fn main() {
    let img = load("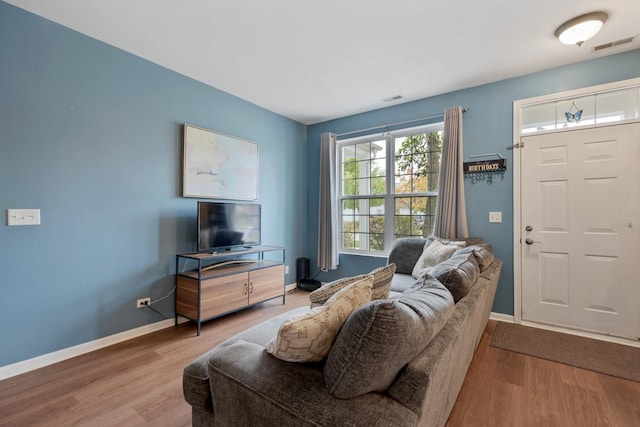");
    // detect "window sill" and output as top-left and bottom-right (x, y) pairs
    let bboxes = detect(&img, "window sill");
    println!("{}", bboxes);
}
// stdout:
(339, 251), (388, 259)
